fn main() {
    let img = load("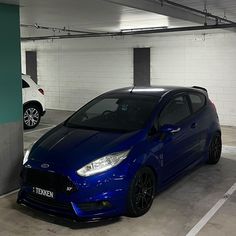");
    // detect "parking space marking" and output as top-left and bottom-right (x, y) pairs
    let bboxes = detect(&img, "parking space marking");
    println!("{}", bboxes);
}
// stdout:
(39, 122), (56, 126)
(24, 125), (56, 134)
(222, 145), (236, 154)
(186, 182), (236, 236)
